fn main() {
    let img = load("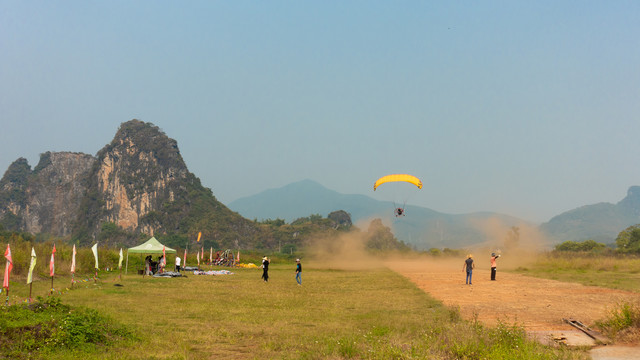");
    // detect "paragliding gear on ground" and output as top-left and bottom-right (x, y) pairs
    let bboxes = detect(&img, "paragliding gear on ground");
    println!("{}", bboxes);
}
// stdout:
(213, 249), (236, 267)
